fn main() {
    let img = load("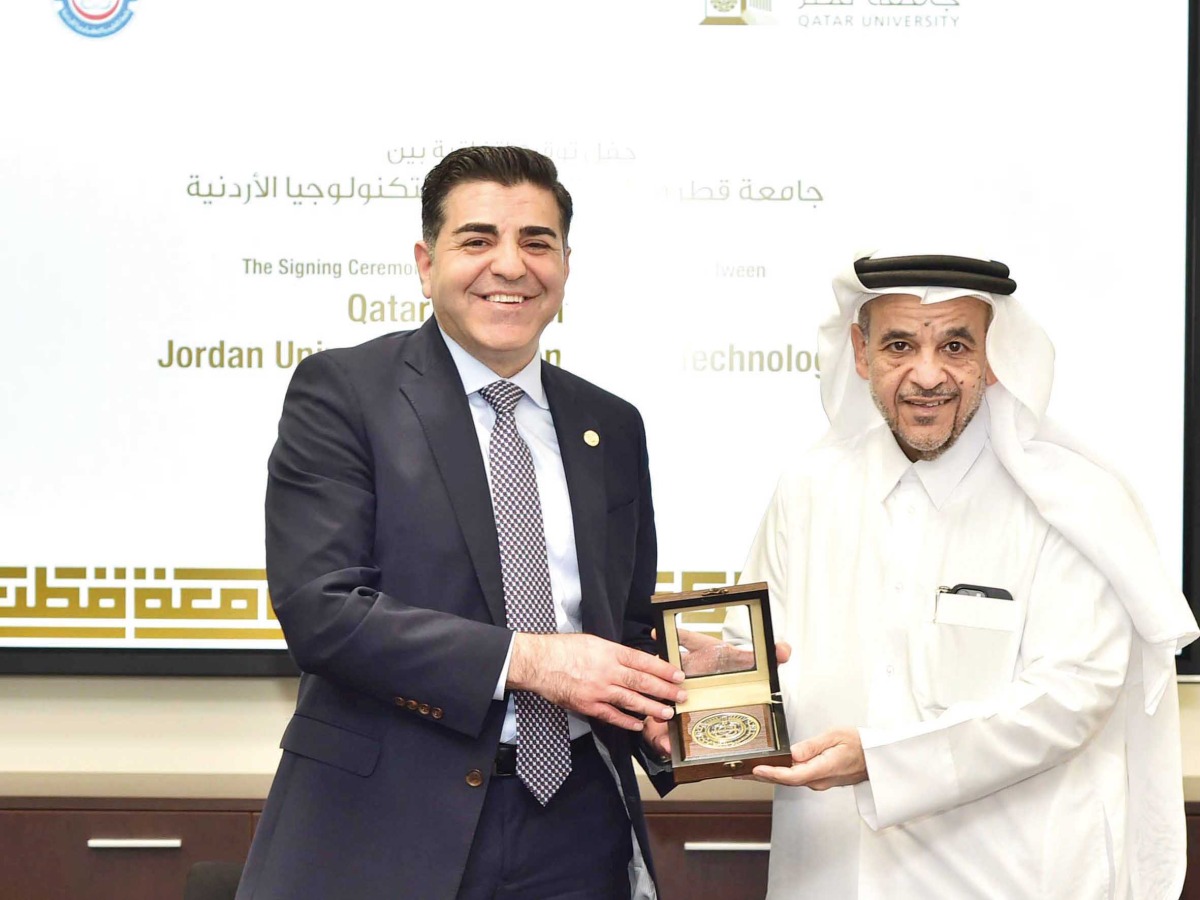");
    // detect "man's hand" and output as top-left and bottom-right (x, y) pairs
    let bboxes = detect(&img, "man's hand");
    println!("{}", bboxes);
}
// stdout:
(745, 727), (867, 790)
(677, 628), (752, 676)
(508, 633), (686, 732)
(642, 716), (672, 760)
(675, 627), (793, 676)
